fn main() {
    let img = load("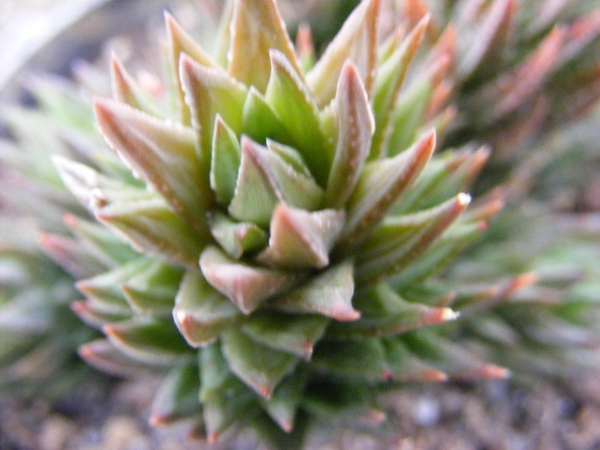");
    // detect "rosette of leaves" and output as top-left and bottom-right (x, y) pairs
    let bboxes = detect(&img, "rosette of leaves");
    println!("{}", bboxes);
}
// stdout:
(42, 0), (513, 445)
